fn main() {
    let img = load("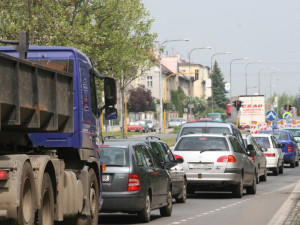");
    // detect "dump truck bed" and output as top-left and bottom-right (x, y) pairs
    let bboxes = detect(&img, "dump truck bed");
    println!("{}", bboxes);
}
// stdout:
(0, 52), (73, 134)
